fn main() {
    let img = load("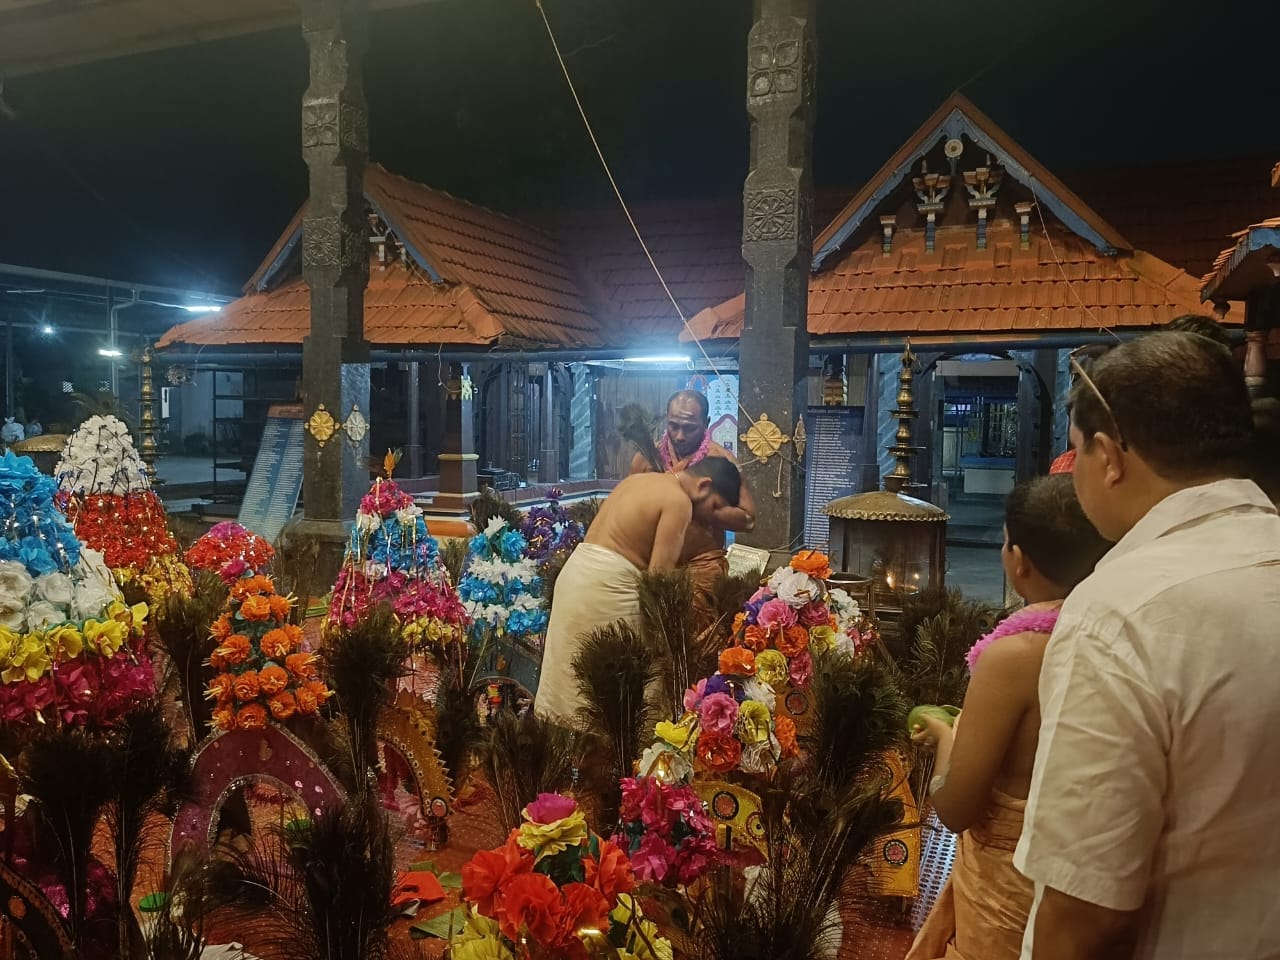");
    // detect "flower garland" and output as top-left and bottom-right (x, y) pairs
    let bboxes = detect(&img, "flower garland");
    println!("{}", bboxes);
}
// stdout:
(519, 488), (584, 567)
(657, 429), (710, 471)
(326, 477), (468, 651)
(965, 604), (1061, 671)
(185, 521), (275, 583)
(613, 776), (720, 887)
(457, 792), (673, 960)
(0, 451), (154, 729)
(206, 575), (331, 731)
(458, 518), (547, 644)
